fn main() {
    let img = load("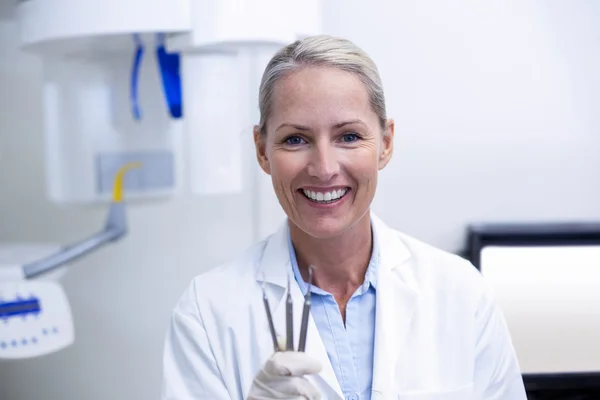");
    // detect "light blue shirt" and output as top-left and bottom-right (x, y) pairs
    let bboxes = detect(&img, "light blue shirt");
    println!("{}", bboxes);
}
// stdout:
(288, 230), (379, 400)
